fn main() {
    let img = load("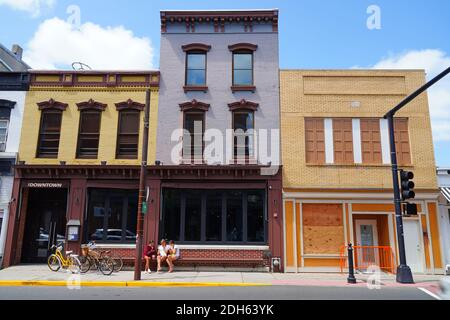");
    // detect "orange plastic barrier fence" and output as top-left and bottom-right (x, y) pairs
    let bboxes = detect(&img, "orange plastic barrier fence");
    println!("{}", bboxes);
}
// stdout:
(340, 246), (397, 274)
